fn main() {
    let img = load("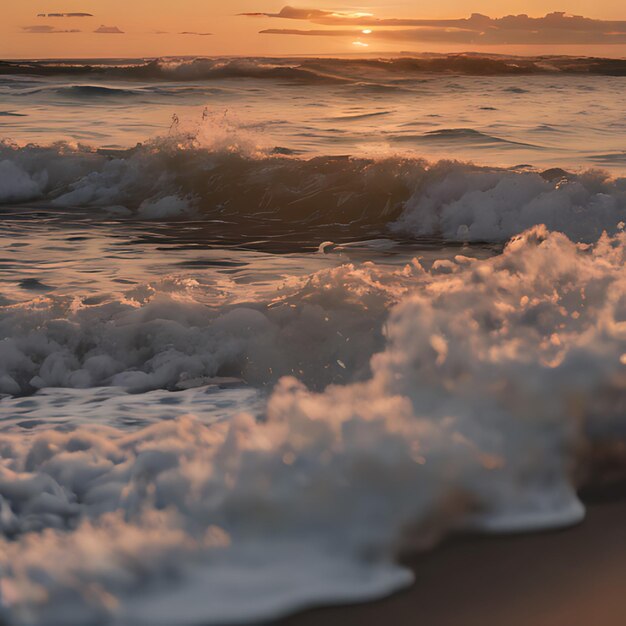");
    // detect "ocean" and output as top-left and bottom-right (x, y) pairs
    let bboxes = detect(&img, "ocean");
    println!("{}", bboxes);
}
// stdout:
(0, 55), (625, 625)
